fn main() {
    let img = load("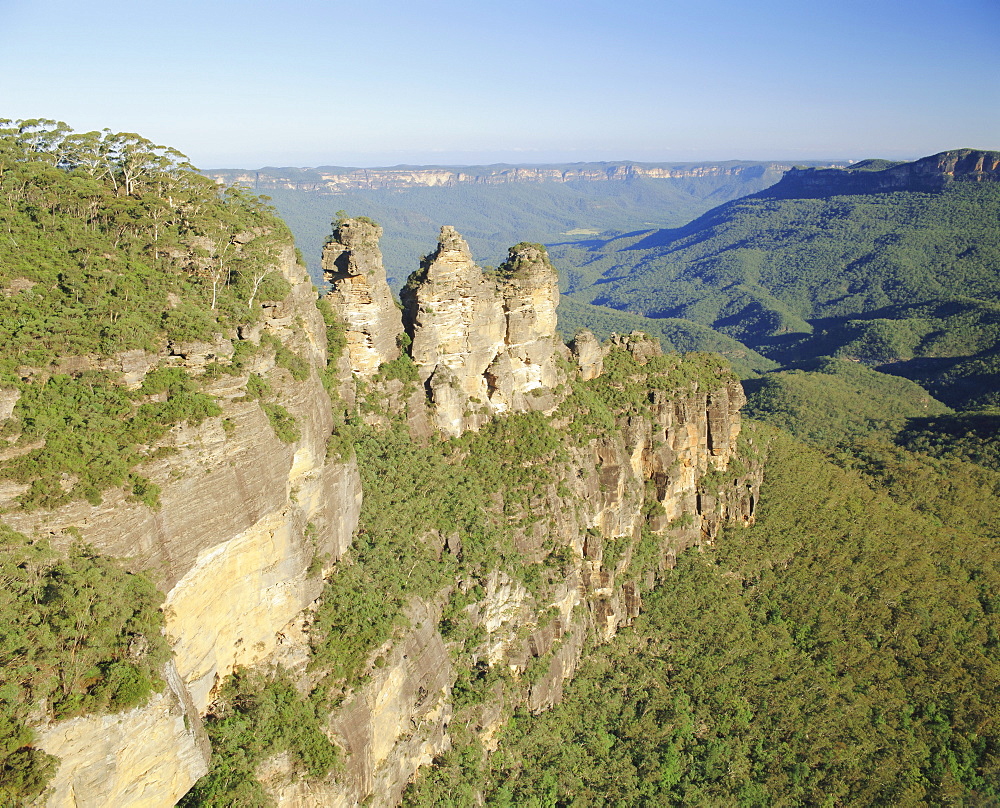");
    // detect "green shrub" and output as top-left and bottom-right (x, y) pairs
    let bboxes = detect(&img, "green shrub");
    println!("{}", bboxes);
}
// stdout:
(262, 403), (300, 443)
(1, 370), (220, 511)
(179, 668), (338, 807)
(0, 527), (168, 802)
